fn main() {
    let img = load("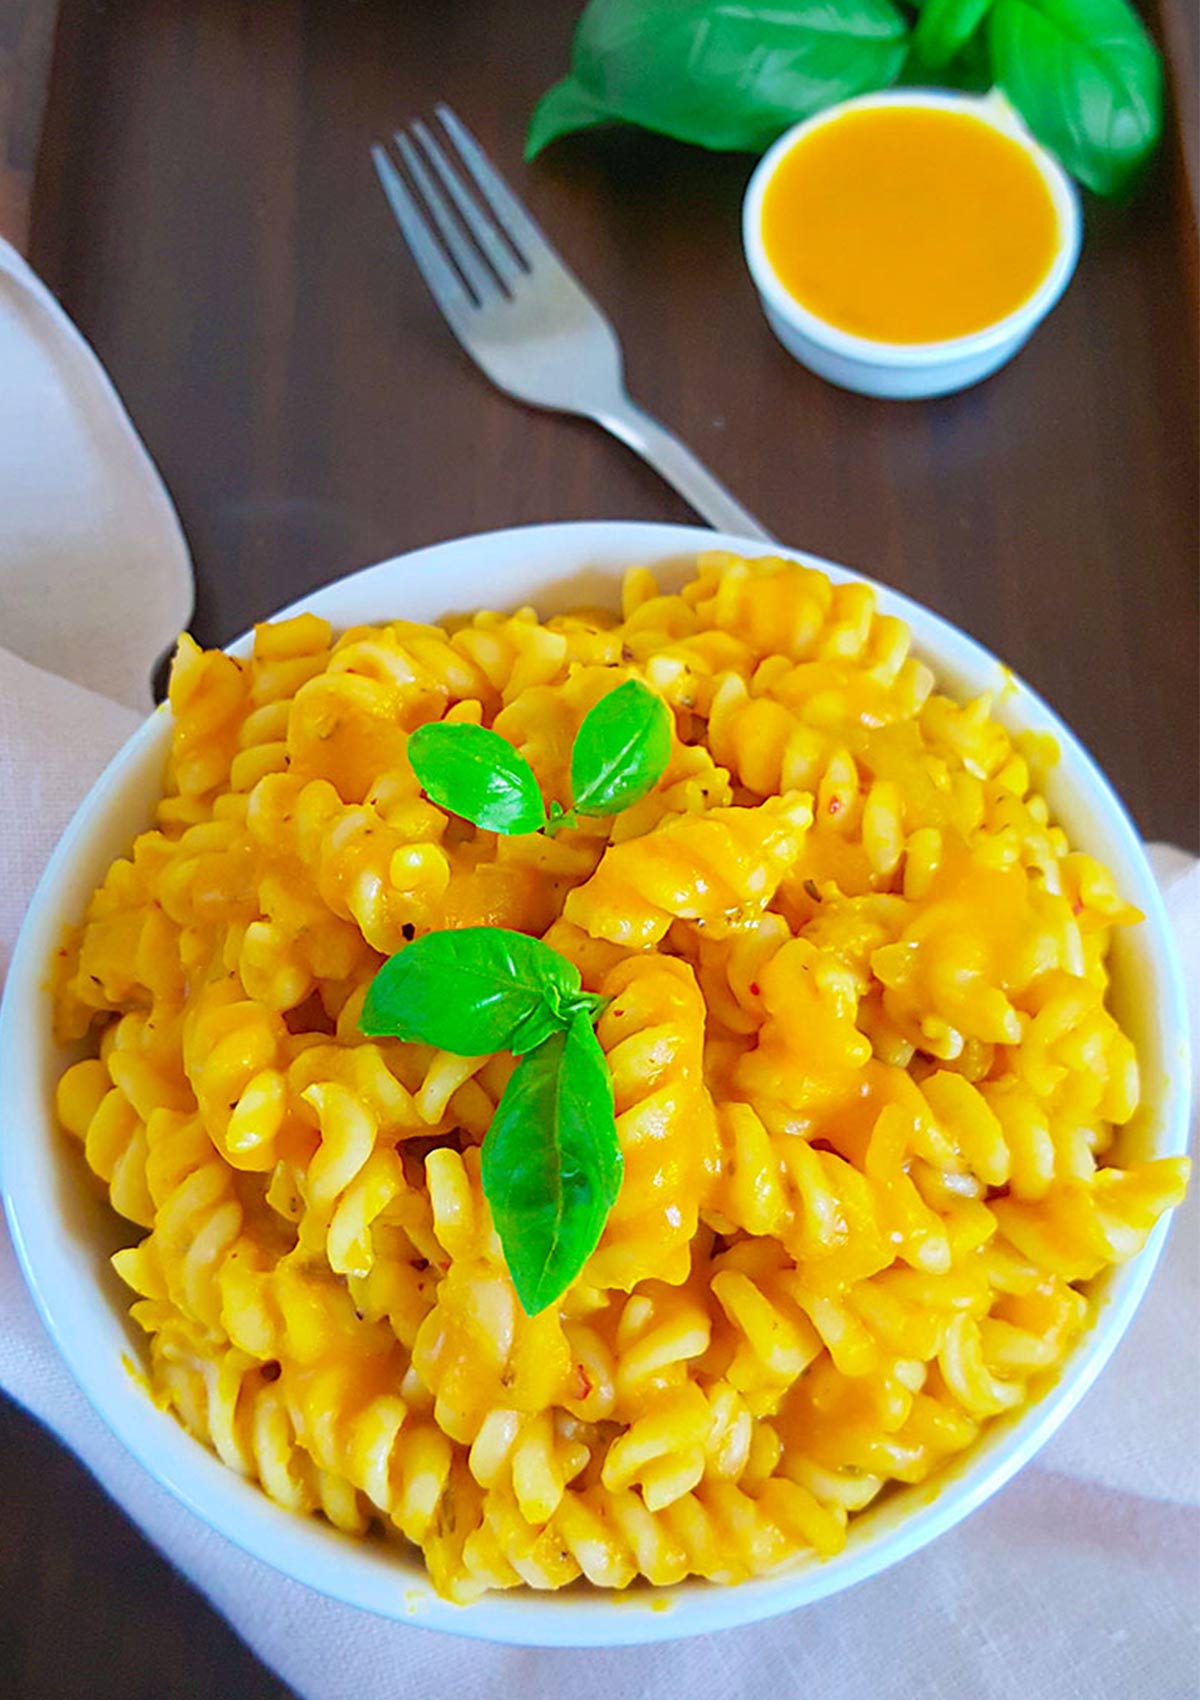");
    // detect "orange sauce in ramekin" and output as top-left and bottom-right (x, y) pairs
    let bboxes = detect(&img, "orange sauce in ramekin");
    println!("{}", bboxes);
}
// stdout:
(760, 105), (1062, 345)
